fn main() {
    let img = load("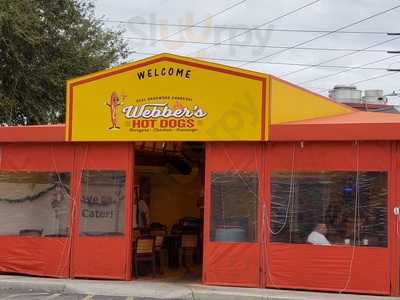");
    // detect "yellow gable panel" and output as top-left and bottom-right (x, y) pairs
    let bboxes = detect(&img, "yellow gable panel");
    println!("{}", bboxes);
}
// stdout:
(66, 54), (268, 141)
(270, 77), (353, 124)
